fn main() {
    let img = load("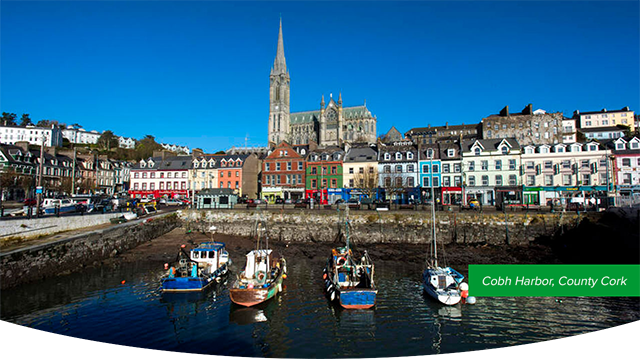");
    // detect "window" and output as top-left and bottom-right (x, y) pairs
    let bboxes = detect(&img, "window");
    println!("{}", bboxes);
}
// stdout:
(422, 165), (429, 173)
(349, 168), (354, 174)
(526, 175), (535, 186)
(495, 175), (502, 186)
(395, 177), (403, 187)
(311, 167), (317, 174)
(395, 165), (402, 173)
(442, 164), (450, 173)
(332, 166), (337, 175)
(349, 179), (354, 187)
(454, 176), (462, 186)
(526, 161), (534, 170)
(454, 163), (461, 173)
(501, 147), (509, 155)
(616, 143), (626, 150)
(545, 175), (553, 186)
(220, 171), (224, 177)
(358, 167), (364, 174)
(432, 164), (439, 173)
(482, 175), (489, 186)
(407, 152), (414, 160)
(544, 161), (552, 170)
(298, 162), (303, 170)
(495, 160), (502, 171)
(423, 177), (430, 187)
(468, 161), (475, 171)
(474, 147), (481, 156)
(407, 164), (415, 173)
(563, 174), (571, 185)
(427, 149), (434, 158)
(632, 142), (640, 150)
(287, 162), (292, 170)
(447, 149), (455, 157)
(407, 177), (415, 187)
(311, 179), (317, 188)
(384, 165), (391, 173)
(228, 171), (231, 177)
(468, 176), (475, 186)
(442, 176), (450, 186)
(331, 178), (337, 188)
(562, 160), (571, 169)
(582, 174), (590, 186)
(509, 159), (516, 170)
(622, 158), (631, 167)
(508, 175), (517, 186)
(276, 163), (281, 171)
(432, 177), (439, 187)
(384, 153), (391, 161)
(481, 160), (488, 171)
(395, 153), (402, 160)
(384, 177), (391, 187)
